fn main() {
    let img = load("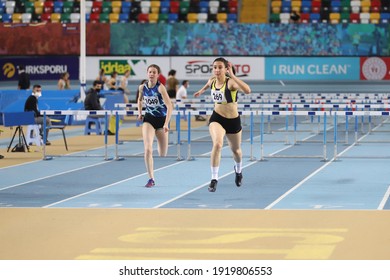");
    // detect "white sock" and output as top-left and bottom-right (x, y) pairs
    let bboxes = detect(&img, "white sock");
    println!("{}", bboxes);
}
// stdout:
(234, 161), (242, 173)
(211, 166), (219, 180)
